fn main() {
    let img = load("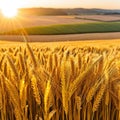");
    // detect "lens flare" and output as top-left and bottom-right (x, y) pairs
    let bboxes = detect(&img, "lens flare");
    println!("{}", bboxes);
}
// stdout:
(0, 0), (20, 18)
(1, 7), (18, 18)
